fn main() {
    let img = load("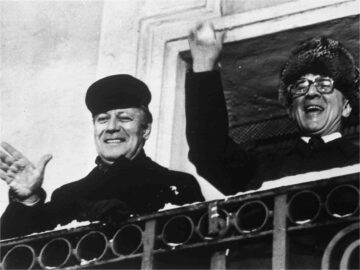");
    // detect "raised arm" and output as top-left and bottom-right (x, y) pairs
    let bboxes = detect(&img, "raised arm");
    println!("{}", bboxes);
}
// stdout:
(188, 22), (224, 72)
(0, 142), (56, 238)
(185, 22), (256, 195)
